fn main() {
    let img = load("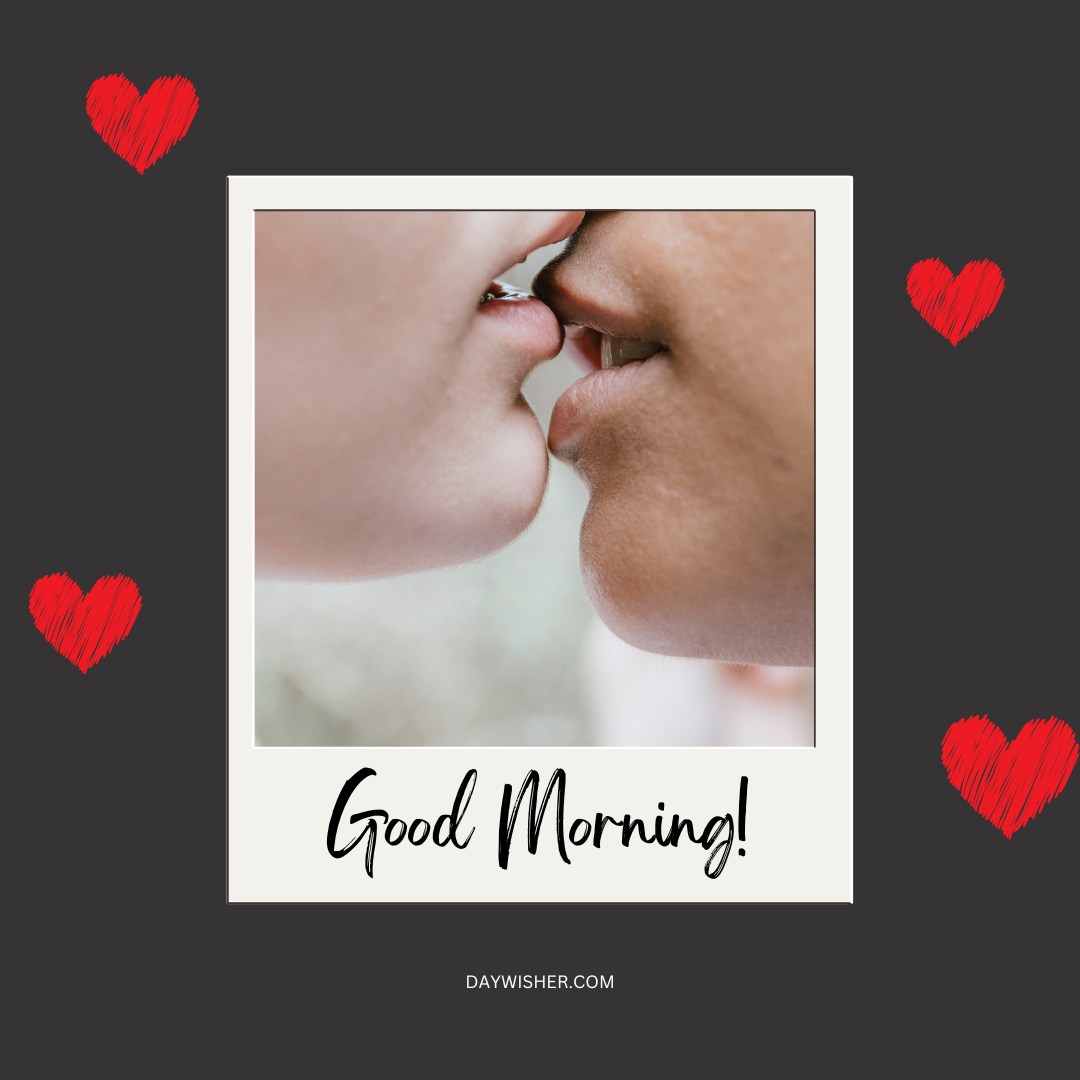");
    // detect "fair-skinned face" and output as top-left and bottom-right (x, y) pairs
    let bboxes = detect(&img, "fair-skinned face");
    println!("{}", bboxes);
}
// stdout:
(255, 210), (584, 579)
(533, 211), (814, 665)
